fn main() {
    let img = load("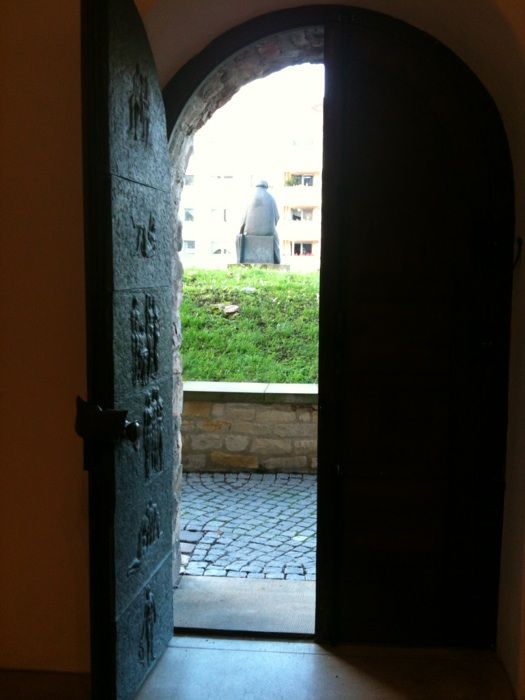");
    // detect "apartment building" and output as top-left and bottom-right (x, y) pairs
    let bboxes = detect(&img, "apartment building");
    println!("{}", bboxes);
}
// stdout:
(179, 87), (323, 270)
